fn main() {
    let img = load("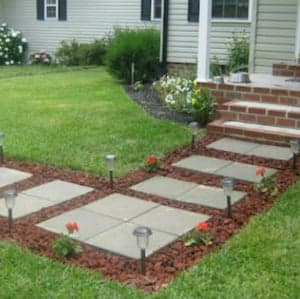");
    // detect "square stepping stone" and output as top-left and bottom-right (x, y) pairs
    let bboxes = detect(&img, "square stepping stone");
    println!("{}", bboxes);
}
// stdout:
(172, 156), (231, 174)
(131, 176), (197, 200)
(216, 162), (277, 183)
(0, 193), (53, 218)
(86, 222), (177, 259)
(37, 208), (121, 241)
(247, 144), (292, 161)
(207, 138), (259, 154)
(23, 180), (93, 203)
(83, 193), (159, 221)
(131, 205), (210, 236)
(177, 185), (247, 209)
(0, 167), (32, 188)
